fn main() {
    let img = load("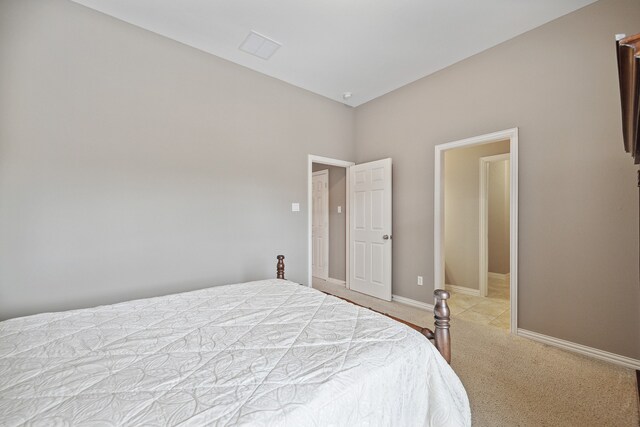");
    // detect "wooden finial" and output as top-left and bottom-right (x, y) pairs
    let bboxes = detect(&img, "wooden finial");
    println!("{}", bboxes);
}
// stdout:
(276, 255), (285, 279)
(433, 289), (451, 364)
